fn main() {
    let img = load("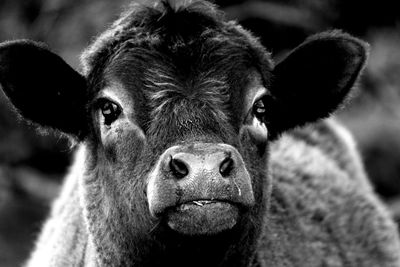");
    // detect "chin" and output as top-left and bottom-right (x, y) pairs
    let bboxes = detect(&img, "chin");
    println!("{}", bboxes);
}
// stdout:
(165, 200), (241, 236)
